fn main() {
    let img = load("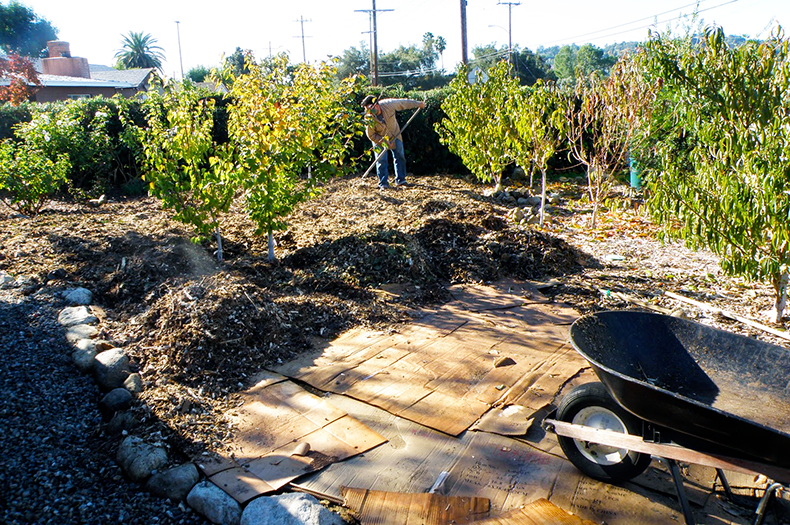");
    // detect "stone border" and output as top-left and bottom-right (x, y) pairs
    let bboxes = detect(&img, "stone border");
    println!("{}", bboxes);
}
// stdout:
(56, 286), (342, 525)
